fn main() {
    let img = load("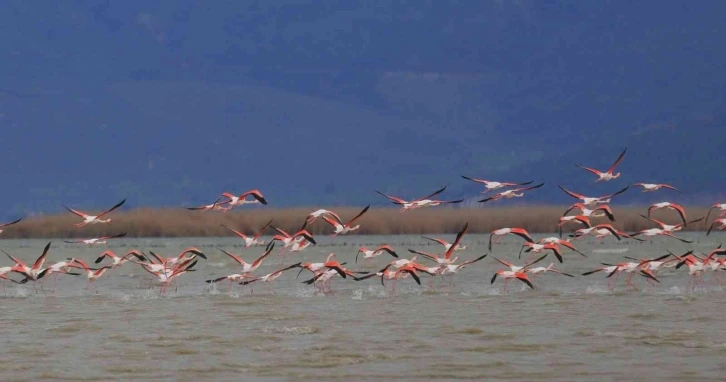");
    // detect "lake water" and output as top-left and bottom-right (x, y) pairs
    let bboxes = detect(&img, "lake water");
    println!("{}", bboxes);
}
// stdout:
(1, 234), (725, 381)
